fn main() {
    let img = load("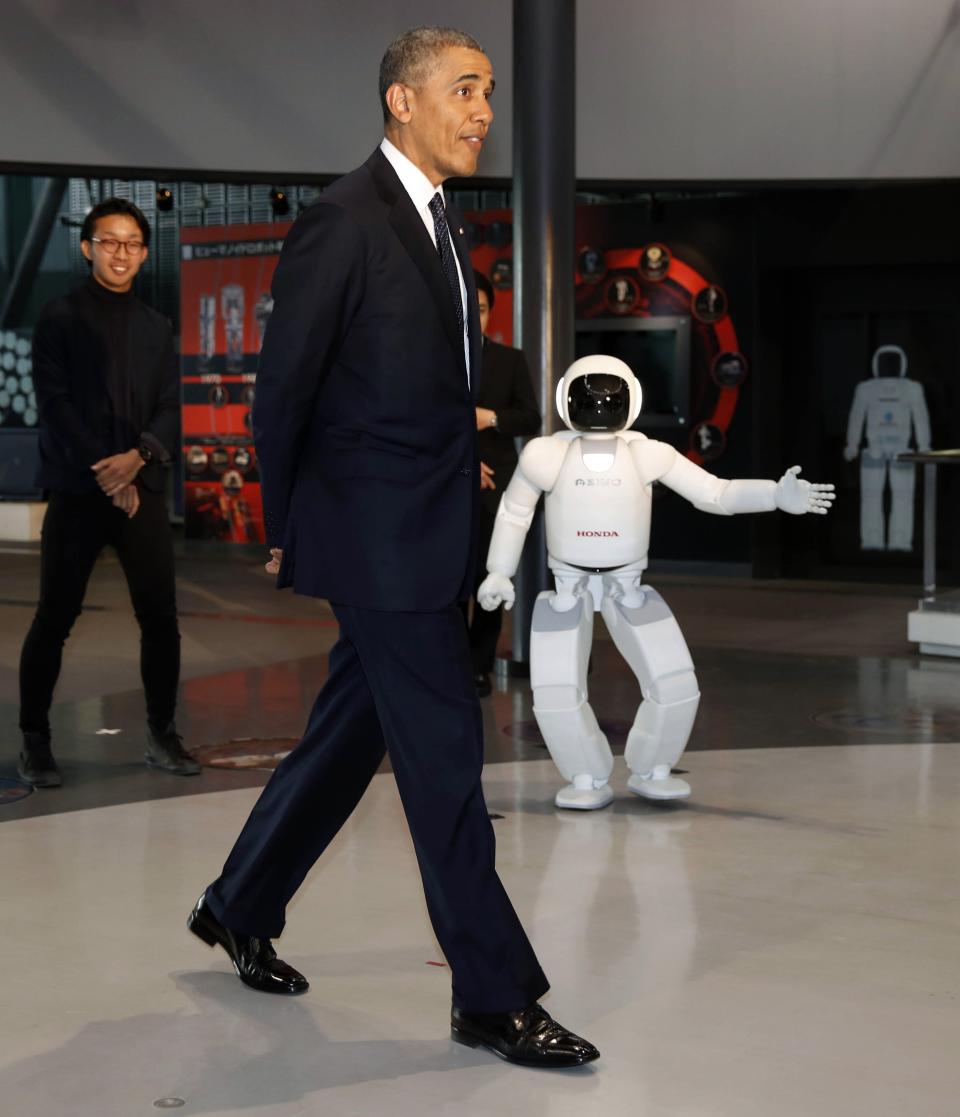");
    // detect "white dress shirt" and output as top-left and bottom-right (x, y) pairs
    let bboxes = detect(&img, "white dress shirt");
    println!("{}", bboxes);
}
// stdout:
(380, 136), (471, 383)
